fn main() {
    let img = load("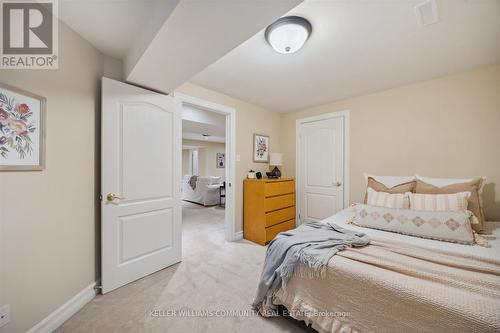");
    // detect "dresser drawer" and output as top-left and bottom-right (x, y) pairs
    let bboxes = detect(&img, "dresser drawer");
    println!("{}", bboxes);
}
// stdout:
(265, 219), (296, 243)
(265, 181), (295, 197)
(265, 206), (295, 227)
(265, 194), (295, 212)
